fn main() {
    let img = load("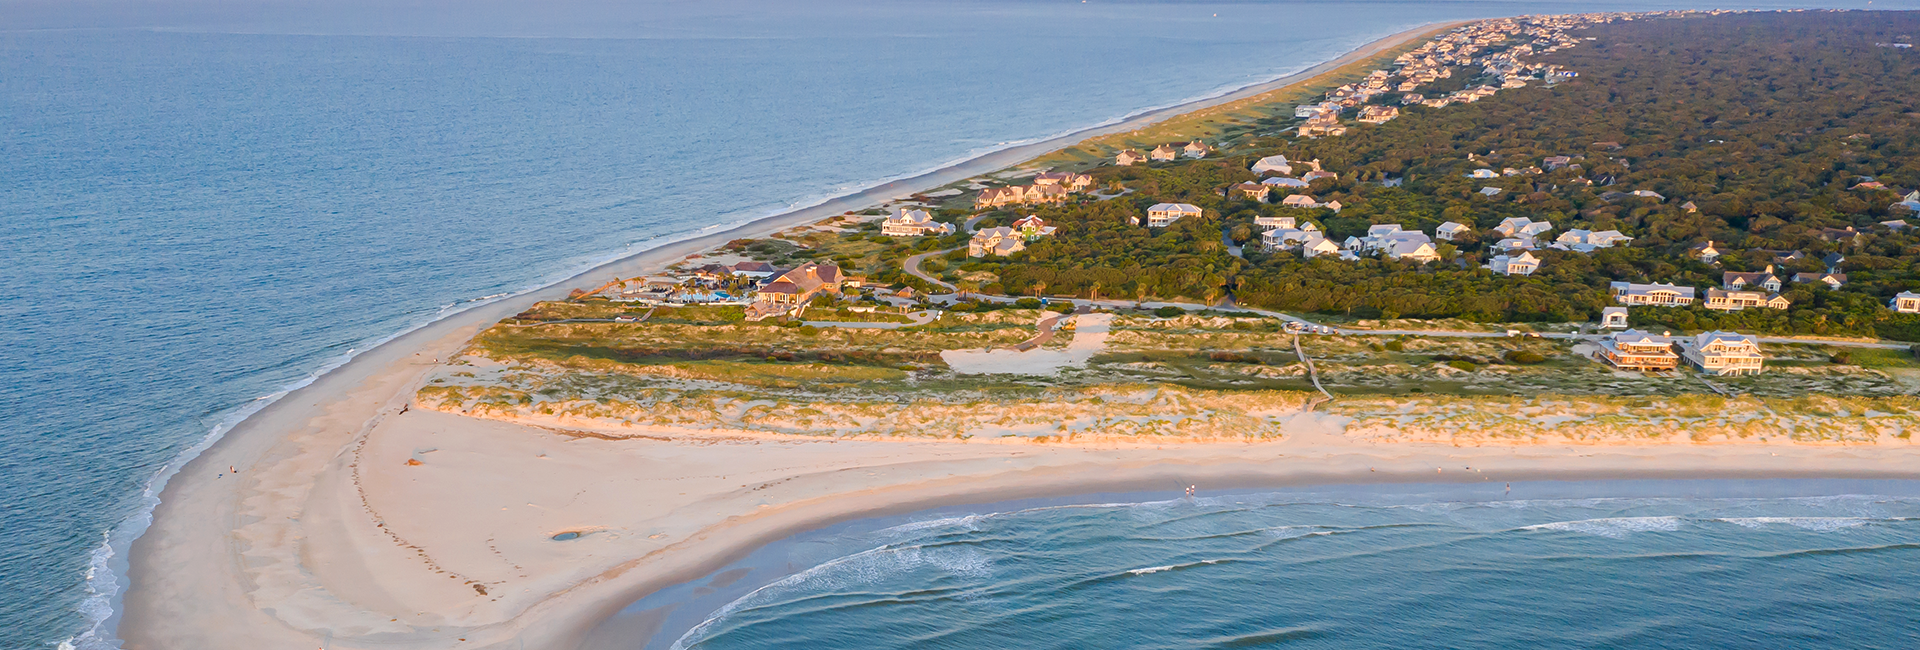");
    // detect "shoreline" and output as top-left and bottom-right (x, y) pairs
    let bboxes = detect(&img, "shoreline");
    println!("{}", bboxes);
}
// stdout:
(110, 17), (1620, 650)
(612, 475), (1920, 649)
